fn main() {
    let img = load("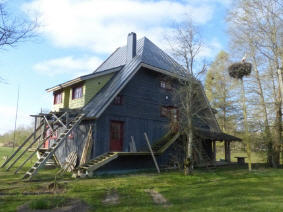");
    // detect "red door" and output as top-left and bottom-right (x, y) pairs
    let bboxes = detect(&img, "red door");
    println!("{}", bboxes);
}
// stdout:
(110, 121), (124, 151)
